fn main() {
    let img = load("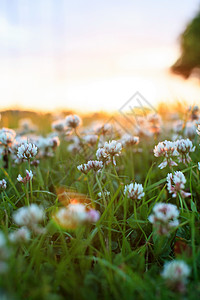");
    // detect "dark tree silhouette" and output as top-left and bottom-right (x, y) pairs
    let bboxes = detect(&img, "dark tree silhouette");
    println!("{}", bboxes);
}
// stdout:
(171, 10), (200, 78)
